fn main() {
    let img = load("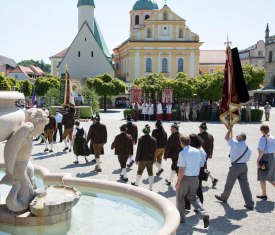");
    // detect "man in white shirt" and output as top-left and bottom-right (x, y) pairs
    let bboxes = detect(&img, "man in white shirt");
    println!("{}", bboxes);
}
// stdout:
(156, 101), (163, 120)
(53, 110), (63, 142)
